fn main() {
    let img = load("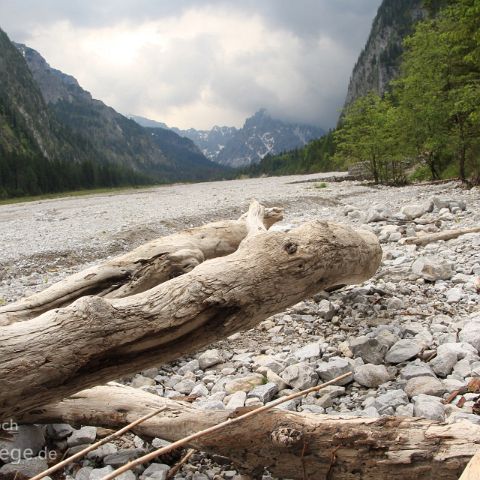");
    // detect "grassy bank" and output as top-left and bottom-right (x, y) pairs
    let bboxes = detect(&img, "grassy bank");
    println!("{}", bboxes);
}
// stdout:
(0, 185), (159, 206)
